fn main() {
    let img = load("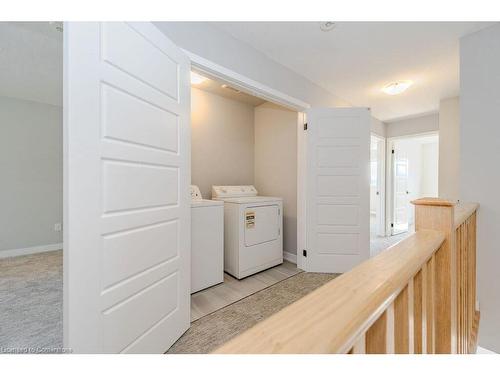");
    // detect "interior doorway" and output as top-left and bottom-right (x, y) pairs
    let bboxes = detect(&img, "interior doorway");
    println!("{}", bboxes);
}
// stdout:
(388, 133), (439, 236)
(189, 70), (302, 321)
